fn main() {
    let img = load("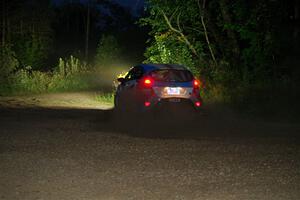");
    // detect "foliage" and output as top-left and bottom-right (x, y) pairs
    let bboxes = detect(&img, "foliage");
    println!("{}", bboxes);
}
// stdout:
(0, 45), (19, 82)
(9, 67), (51, 94)
(144, 32), (199, 75)
(1, 0), (53, 70)
(141, 0), (299, 103)
(0, 0), (145, 96)
(57, 55), (87, 76)
(141, 0), (207, 73)
(94, 35), (122, 68)
(48, 55), (89, 92)
(0, 55), (91, 95)
(95, 92), (114, 105)
(14, 33), (52, 70)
